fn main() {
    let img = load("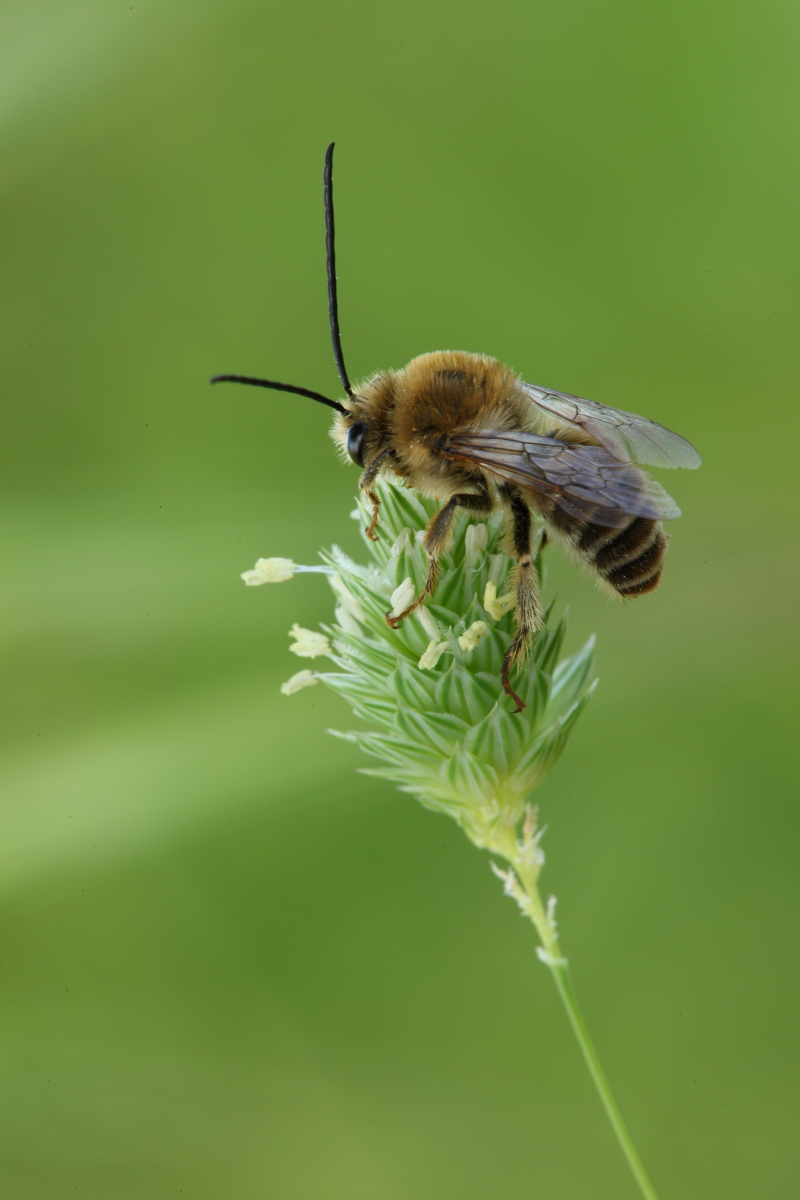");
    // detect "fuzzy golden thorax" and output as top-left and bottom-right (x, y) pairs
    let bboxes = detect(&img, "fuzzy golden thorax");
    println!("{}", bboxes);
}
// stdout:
(331, 350), (539, 501)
